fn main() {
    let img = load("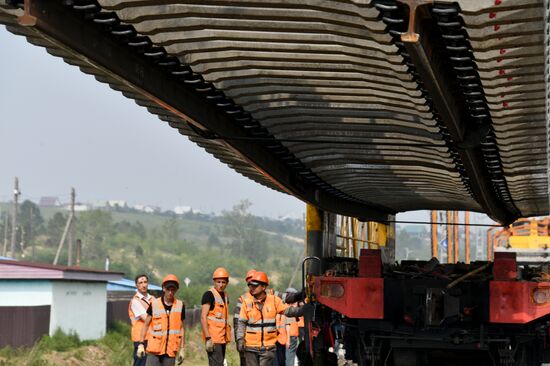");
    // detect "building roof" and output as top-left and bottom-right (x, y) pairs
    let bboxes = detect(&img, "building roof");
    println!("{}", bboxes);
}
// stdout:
(0, 260), (123, 282)
(107, 278), (162, 292)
